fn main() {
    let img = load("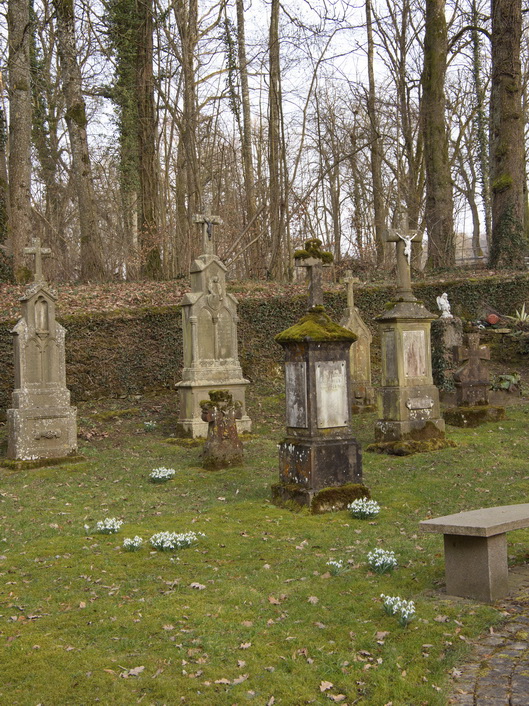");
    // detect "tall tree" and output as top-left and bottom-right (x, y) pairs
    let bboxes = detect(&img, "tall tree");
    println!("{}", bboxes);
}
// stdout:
(489, 0), (526, 267)
(421, 0), (455, 268)
(267, 0), (286, 279)
(53, 0), (103, 280)
(366, 0), (387, 265)
(7, 0), (33, 280)
(0, 73), (12, 281)
(136, 0), (161, 278)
